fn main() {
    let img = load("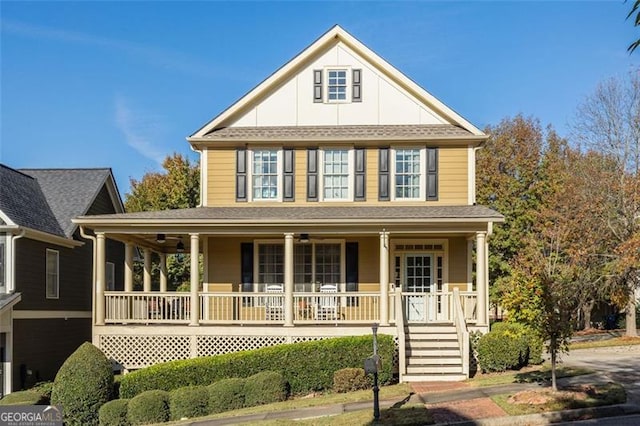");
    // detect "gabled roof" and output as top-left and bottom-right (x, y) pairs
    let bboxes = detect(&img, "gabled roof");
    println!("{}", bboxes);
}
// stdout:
(0, 165), (65, 237)
(0, 165), (124, 239)
(18, 168), (124, 238)
(189, 25), (484, 141)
